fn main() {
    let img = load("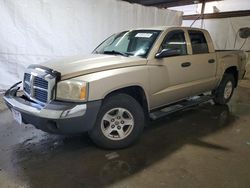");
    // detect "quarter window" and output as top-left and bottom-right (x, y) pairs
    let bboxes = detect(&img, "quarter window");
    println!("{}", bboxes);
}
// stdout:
(188, 31), (209, 54)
